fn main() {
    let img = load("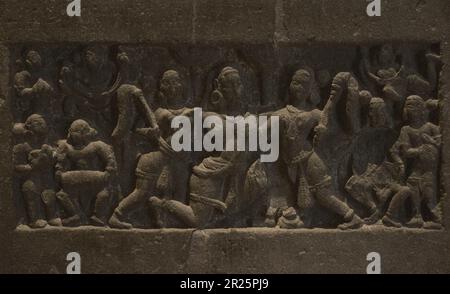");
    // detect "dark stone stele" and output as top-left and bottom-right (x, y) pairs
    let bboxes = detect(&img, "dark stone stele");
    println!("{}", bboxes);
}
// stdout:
(0, 0), (450, 274)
